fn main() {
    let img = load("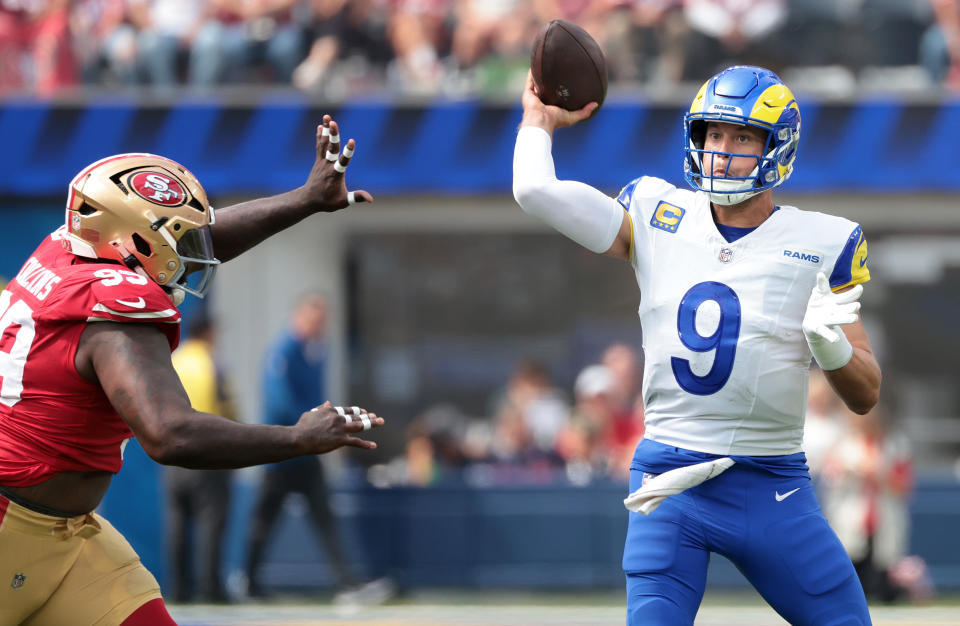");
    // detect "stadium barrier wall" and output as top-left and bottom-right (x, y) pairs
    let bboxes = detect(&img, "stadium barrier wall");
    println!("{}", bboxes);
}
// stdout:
(2, 98), (960, 196)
